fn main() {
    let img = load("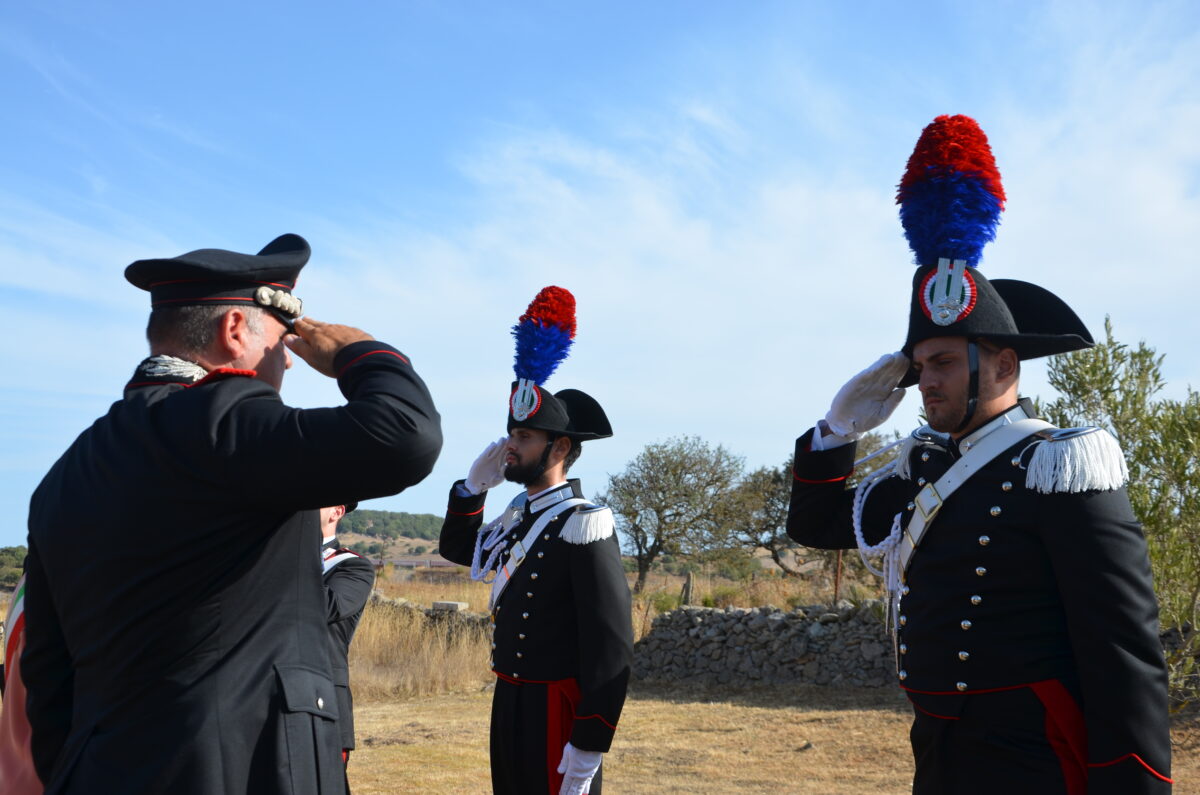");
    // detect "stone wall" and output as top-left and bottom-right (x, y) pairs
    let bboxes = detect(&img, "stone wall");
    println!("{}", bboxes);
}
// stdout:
(632, 600), (895, 687)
